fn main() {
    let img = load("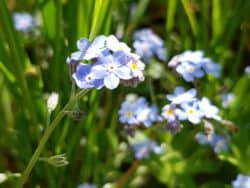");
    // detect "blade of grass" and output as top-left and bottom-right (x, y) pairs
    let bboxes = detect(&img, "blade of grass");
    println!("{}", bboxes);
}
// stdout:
(0, 0), (37, 126)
